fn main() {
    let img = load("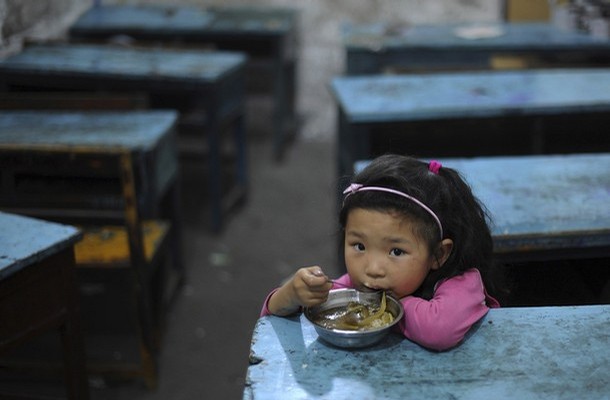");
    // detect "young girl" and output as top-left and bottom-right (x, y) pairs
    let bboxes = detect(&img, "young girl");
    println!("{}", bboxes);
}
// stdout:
(260, 154), (501, 351)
